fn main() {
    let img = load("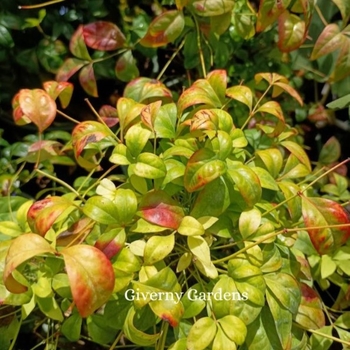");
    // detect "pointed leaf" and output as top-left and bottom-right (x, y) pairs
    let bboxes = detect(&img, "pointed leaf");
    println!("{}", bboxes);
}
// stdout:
(141, 100), (162, 131)
(4, 233), (55, 293)
(138, 190), (184, 229)
(178, 216), (205, 236)
(272, 82), (303, 105)
(125, 123), (152, 158)
(301, 196), (350, 254)
(239, 208), (262, 238)
(62, 245), (115, 317)
(281, 140), (311, 171)
(311, 24), (343, 60)
(79, 63), (98, 97)
(27, 196), (76, 236)
(134, 153), (167, 179)
(43, 81), (74, 109)
(257, 101), (285, 122)
(187, 317), (217, 350)
(295, 283), (325, 329)
(144, 234), (175, 265)
(256, 0), (291, 32)
(115, 50), (139, 82)
(331, 38), (350, 82)
(218, 315), (247, 345)
(56, 58), (86, 82)
(149, 298), (184, 327)
(226, 85), (253, 111)
(278, 11), (306, 52)
(318, 136), (341, 164)
(184, 148), (227, 192)
(83, 21), (126, 51)
(15, 89), (56, 132)
(140, 10), (185, 48)
(70, 25), (91, 60)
